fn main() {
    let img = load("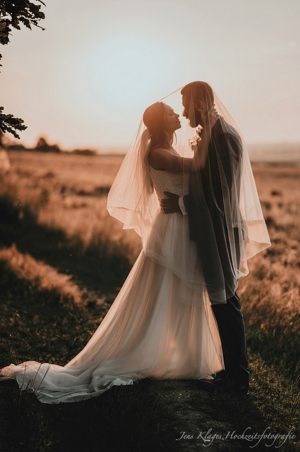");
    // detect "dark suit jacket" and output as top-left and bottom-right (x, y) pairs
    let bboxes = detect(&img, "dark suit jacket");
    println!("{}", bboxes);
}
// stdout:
(183, 118), (243, 301)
